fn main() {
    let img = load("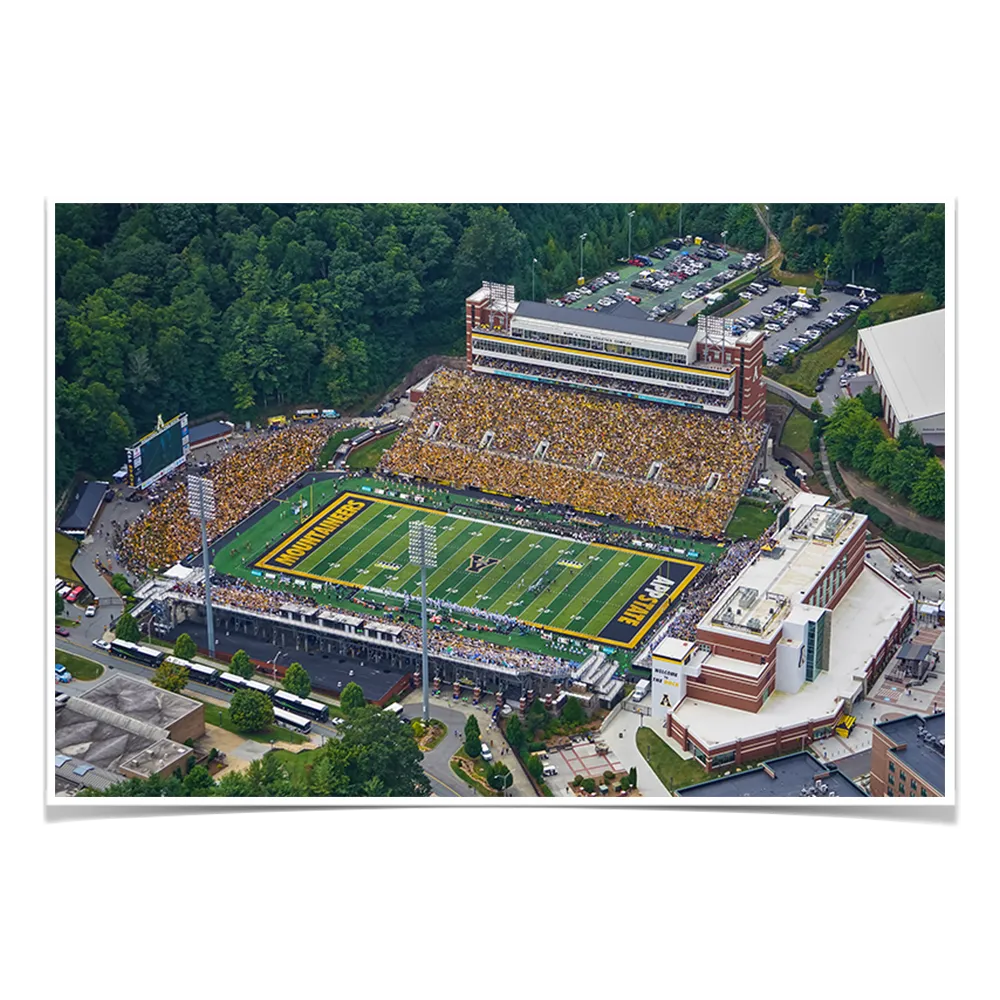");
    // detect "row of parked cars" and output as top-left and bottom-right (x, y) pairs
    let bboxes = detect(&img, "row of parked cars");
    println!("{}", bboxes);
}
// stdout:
(765, 298), (873, 367)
